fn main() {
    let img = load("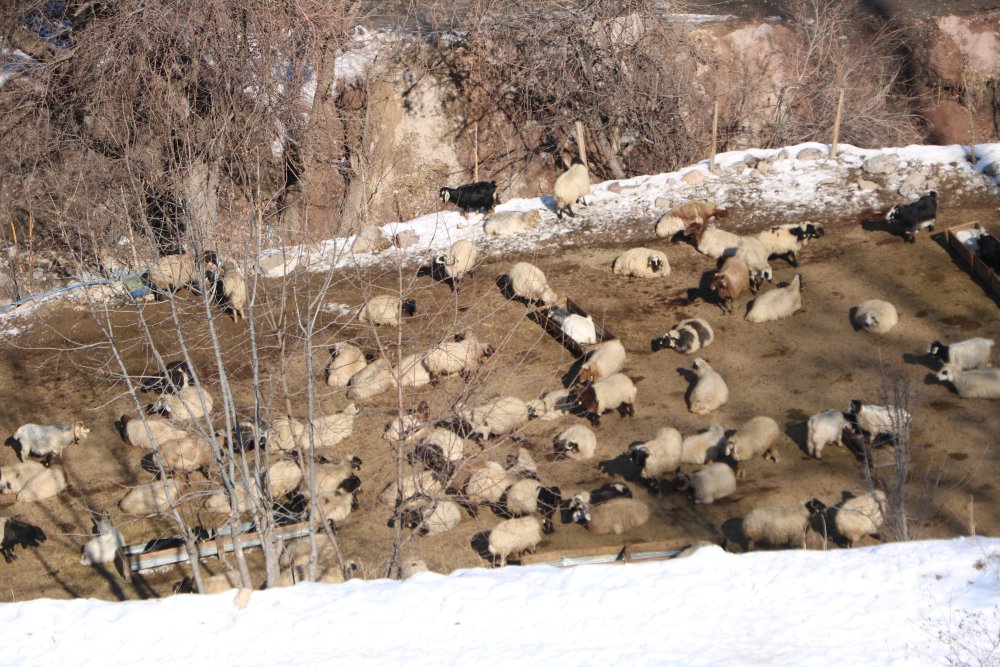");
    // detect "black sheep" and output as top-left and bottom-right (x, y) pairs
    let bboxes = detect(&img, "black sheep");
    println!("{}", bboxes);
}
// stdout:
(1, 517), (46, 563)
(439, 180), (498, 215)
